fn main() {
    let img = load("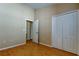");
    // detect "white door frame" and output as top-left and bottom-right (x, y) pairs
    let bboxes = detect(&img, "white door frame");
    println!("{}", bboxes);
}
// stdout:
(26, 20), (33, 40)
